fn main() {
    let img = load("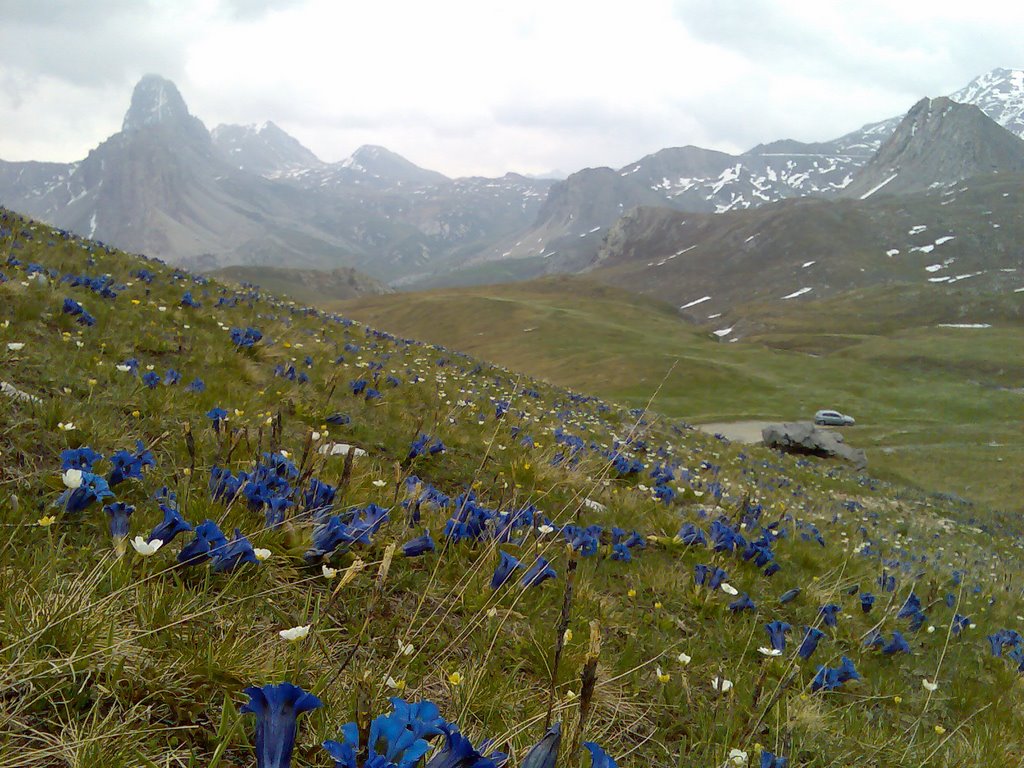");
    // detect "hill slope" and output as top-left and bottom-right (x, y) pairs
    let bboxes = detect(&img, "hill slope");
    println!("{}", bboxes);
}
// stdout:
(4, 210), (1024, 766)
